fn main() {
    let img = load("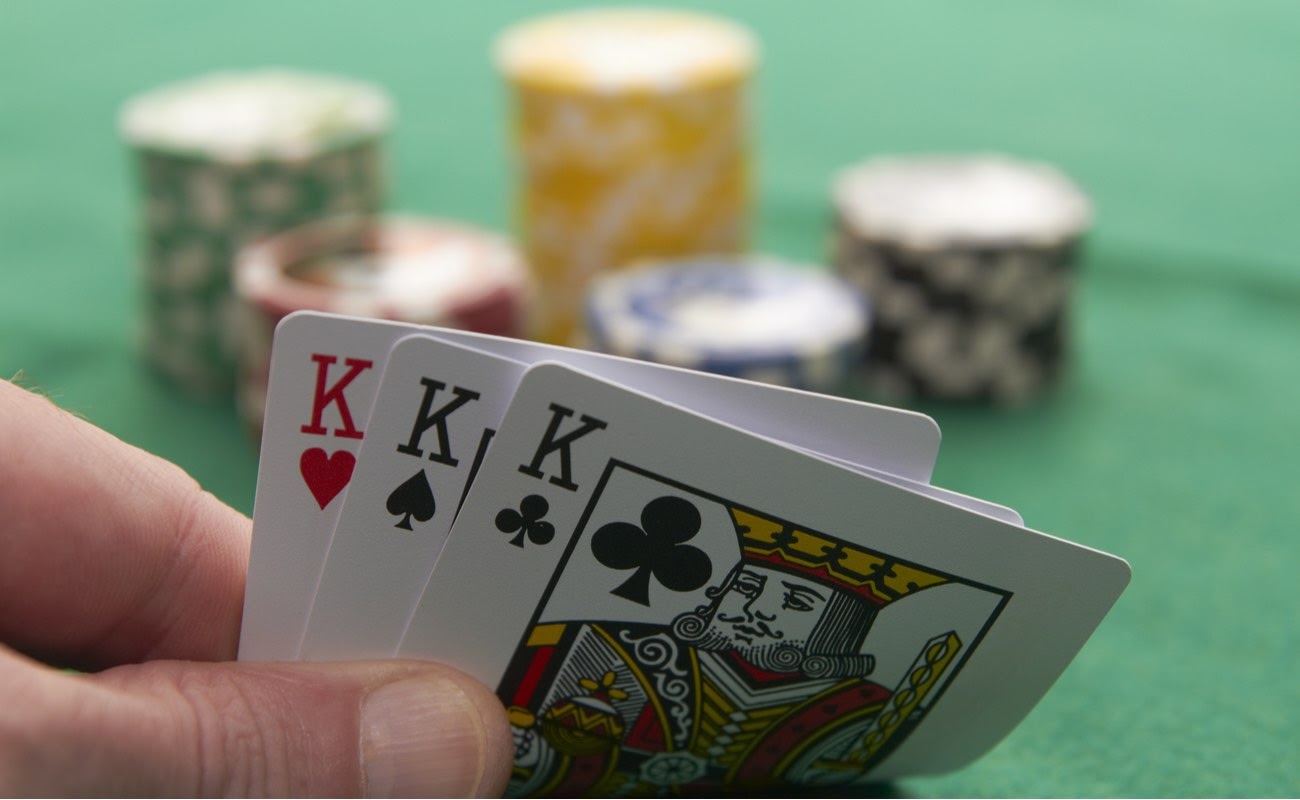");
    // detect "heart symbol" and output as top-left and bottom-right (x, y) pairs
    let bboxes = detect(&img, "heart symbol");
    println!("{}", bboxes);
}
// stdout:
(299, 447), (357, 509)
